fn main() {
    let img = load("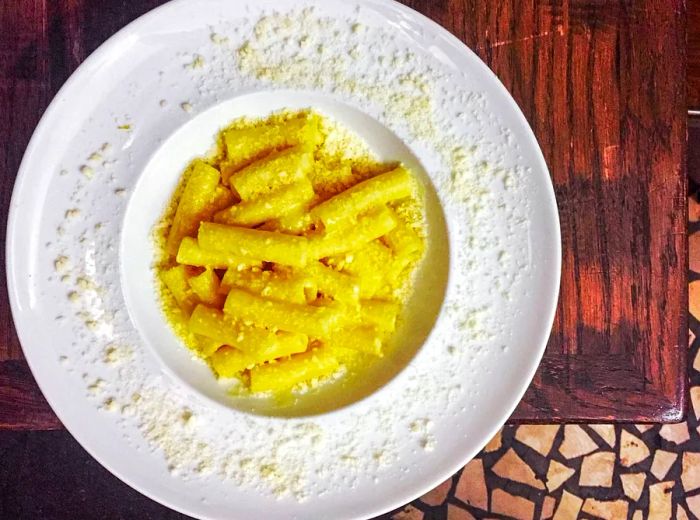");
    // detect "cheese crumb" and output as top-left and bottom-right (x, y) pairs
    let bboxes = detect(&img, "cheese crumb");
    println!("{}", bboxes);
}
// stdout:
(79, 165), (94, 178)
(54, 255), (70, 273)
(65, 208), (81, 219)
(181, 102), (193, 113)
